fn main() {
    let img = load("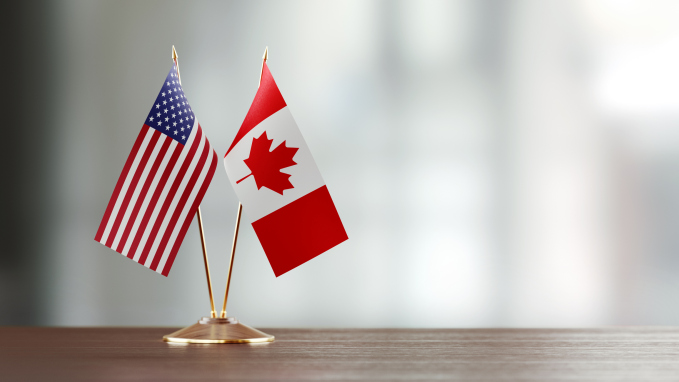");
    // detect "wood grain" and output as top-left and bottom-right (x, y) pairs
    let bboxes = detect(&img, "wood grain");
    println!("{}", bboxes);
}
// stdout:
(2, 327), (679, 381)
